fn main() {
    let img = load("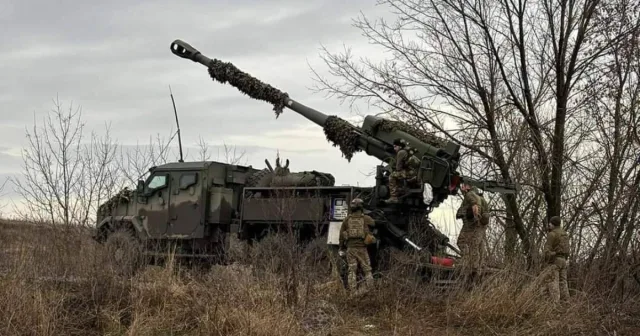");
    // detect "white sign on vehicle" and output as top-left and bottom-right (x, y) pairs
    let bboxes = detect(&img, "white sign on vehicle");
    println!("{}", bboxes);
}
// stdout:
(332, 198), (348, 220)
(326, 221), (342, 245)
